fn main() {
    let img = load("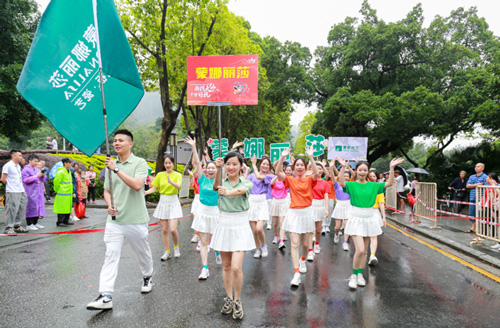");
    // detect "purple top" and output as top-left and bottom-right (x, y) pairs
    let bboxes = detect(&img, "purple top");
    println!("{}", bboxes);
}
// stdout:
(334, 181), (350, 201)
(22, 165), (47, 218)
(248, 173), (274, 196)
